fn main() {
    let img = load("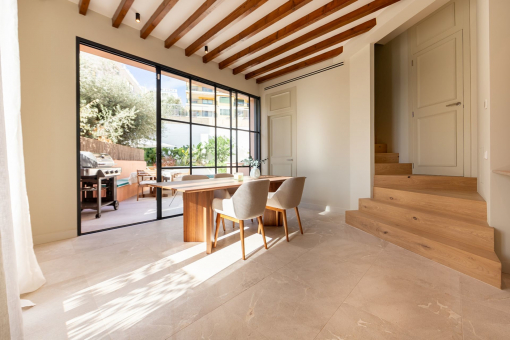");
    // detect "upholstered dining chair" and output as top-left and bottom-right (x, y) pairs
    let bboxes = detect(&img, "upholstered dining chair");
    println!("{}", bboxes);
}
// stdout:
(212, 179), (270, 260)
(213, 173), (253, 228)
(265, 177), (306, 242)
